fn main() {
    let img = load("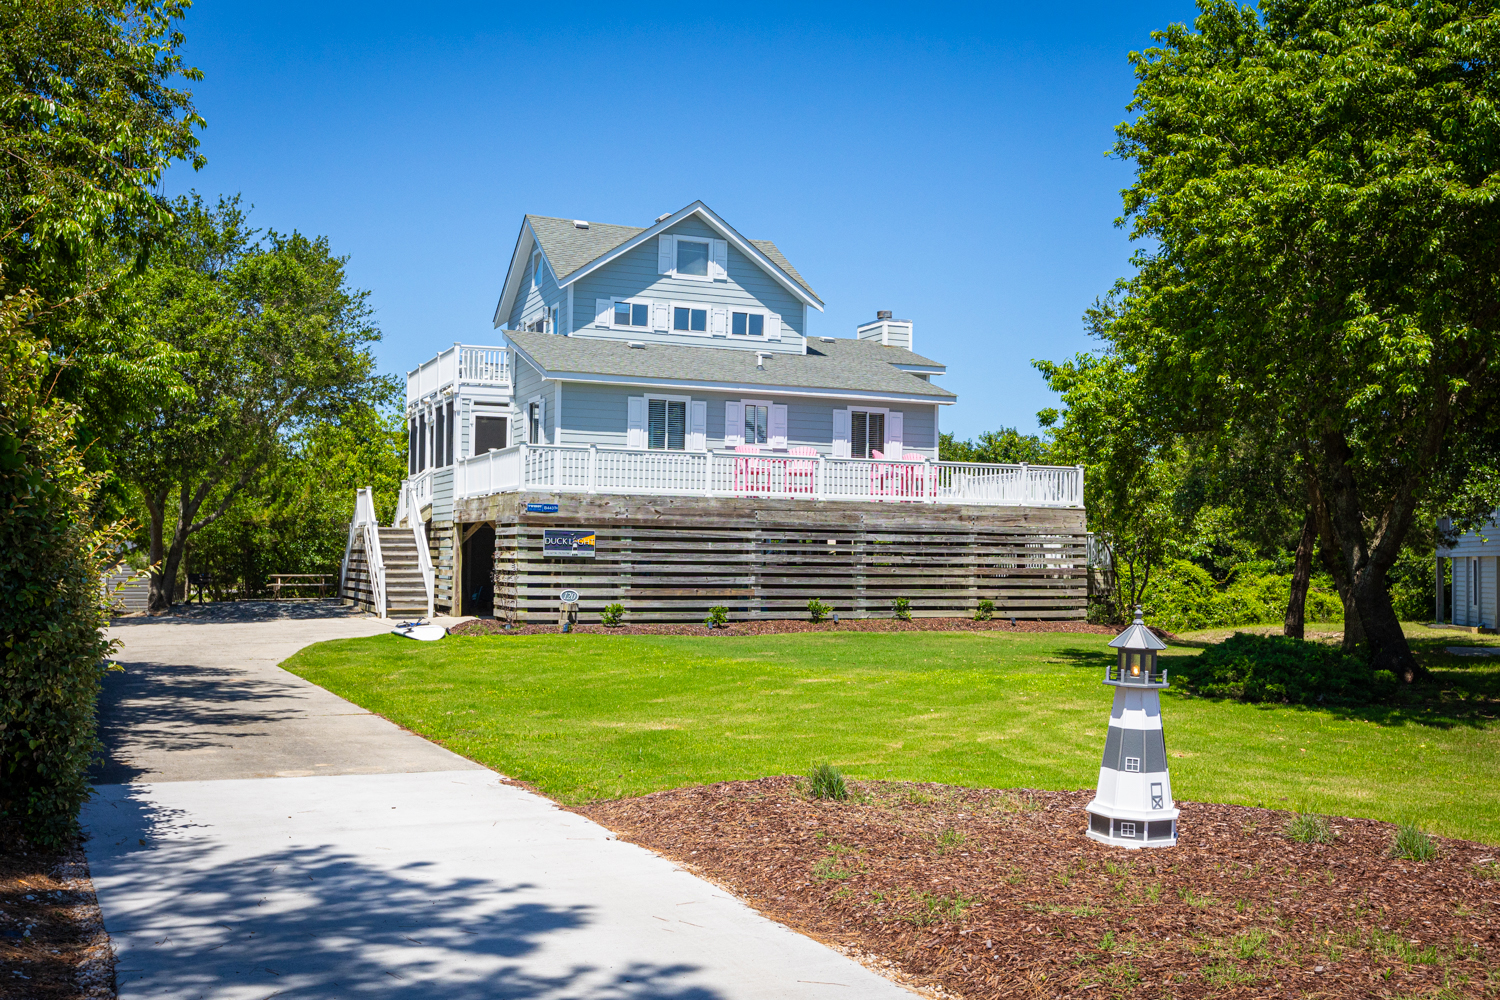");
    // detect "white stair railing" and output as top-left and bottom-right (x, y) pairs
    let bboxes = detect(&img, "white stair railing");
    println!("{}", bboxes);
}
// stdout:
(346, 487), (387, 618)
(405, 481), (436, 619)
